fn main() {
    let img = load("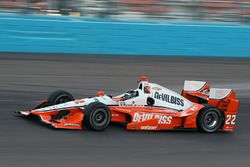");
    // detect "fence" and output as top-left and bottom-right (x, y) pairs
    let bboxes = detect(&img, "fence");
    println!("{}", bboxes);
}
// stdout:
(1, 0), (250, 24)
